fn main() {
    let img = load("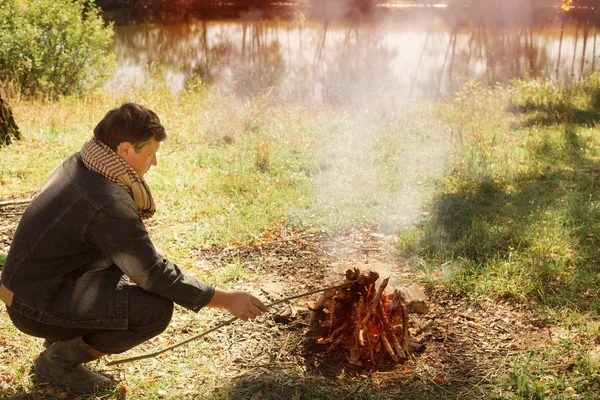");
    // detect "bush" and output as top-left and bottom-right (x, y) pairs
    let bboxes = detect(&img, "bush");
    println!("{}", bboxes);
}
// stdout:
(0, 0), (114, 97)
